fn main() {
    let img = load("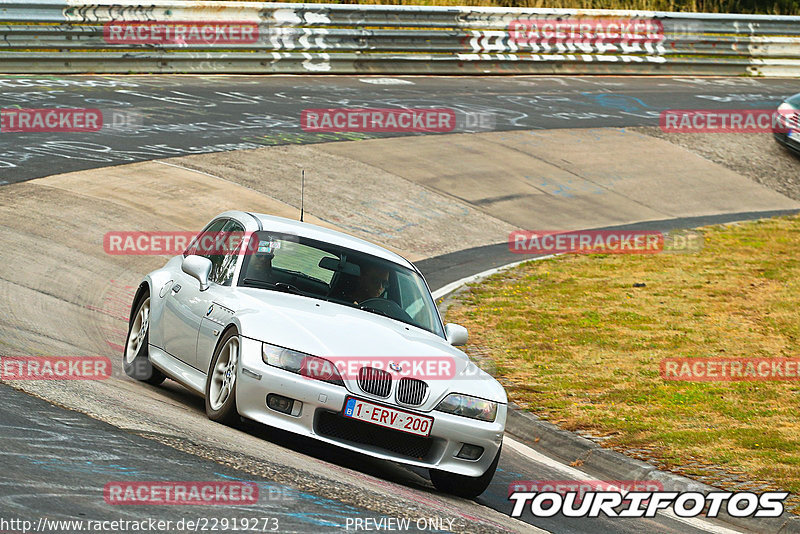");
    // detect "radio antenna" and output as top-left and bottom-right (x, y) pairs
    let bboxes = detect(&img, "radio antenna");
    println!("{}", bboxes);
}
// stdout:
(300, 169), (305, 222)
